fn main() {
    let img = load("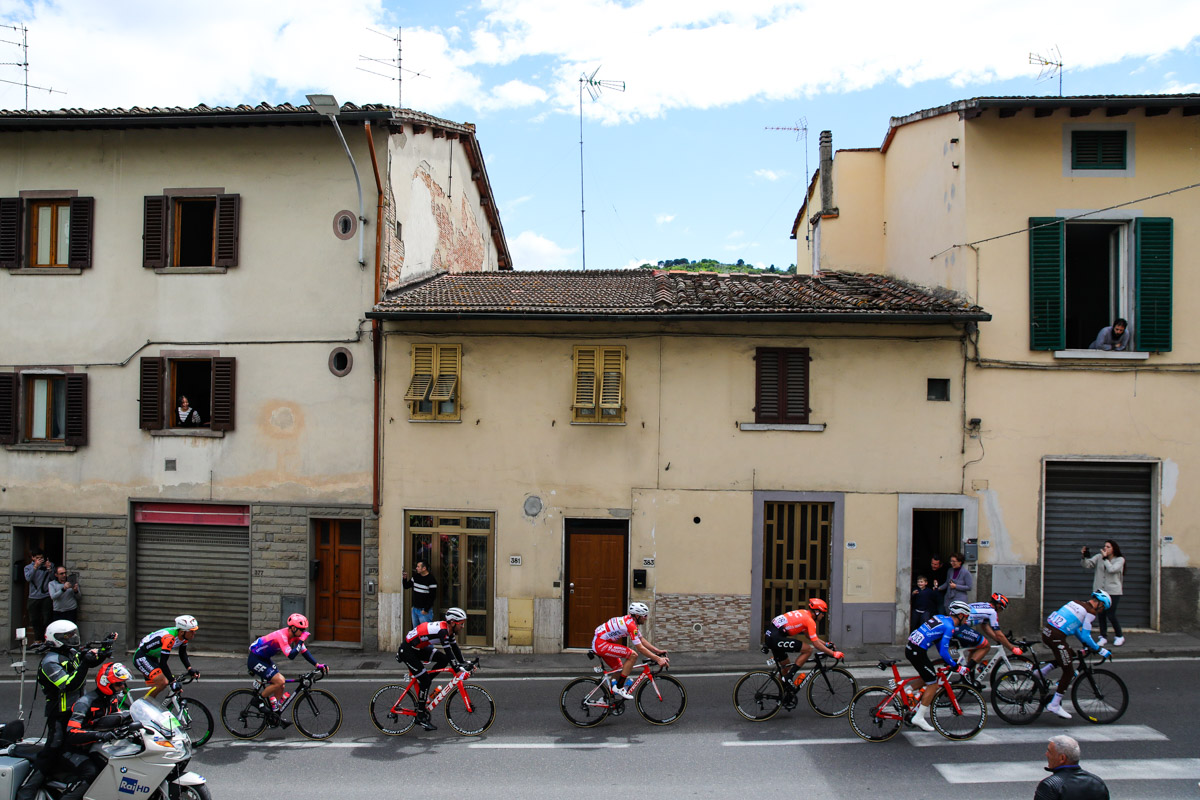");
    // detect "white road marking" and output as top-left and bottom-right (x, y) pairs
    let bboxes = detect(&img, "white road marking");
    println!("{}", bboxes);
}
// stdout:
(469, 742), (630, 749)
(903, 724), (1168, 747)
(208, 740), (374, 748)
(723, 737), (863, 747)
(935, 758), (1200, 784)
